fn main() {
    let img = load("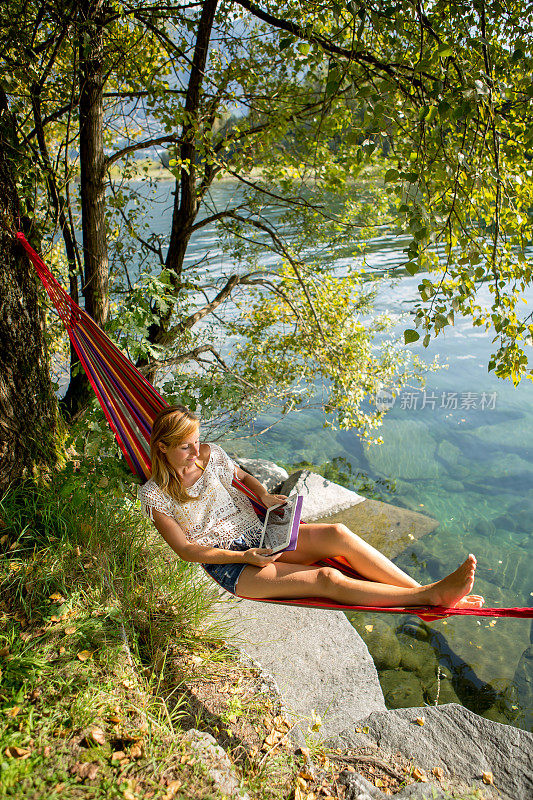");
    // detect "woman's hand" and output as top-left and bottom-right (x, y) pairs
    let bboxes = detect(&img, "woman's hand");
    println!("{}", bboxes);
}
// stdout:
(242, 547), (281, 567)
(259, 492), (288, 509)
